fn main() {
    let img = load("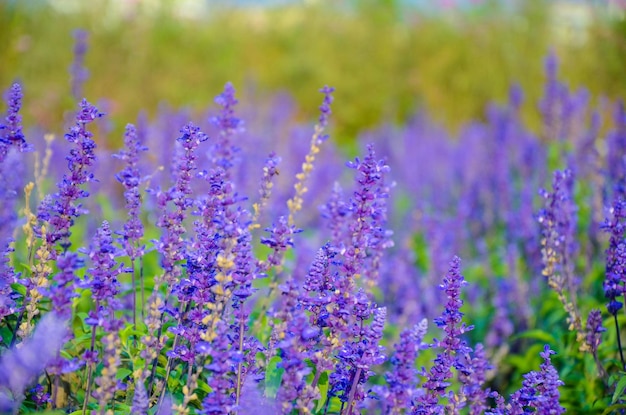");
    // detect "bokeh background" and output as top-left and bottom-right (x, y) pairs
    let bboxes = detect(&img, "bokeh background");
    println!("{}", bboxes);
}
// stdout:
(2, 0), (626, 151)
